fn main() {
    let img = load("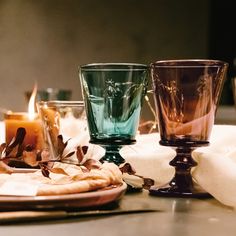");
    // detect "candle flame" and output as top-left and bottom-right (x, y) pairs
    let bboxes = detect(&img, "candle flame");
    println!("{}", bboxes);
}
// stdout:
(28, 84), (37, 120)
